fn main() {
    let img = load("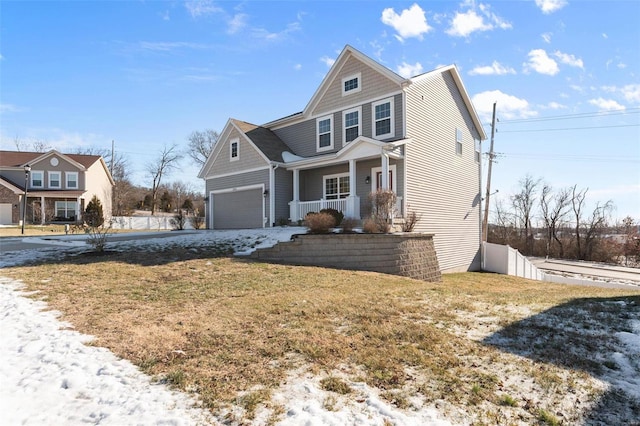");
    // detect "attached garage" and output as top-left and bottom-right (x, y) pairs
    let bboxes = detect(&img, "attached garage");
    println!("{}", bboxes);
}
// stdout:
(0, 203), (12, 225)
(211, 187), (264, 229)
